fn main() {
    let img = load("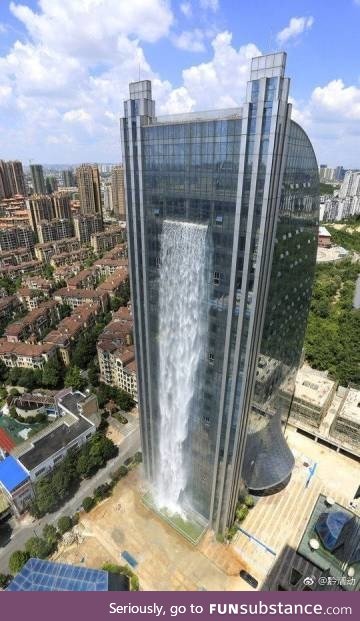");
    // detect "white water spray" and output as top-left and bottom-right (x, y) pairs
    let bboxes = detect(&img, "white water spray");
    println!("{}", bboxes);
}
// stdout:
(155, 220), (208, 514)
